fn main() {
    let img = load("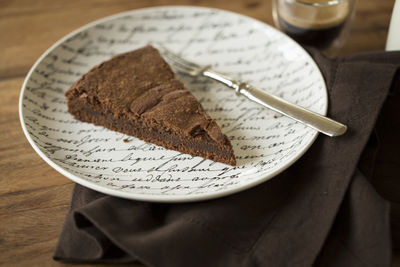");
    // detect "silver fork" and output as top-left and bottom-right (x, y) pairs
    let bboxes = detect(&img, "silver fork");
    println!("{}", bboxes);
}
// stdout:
(160, 46), (347, 137)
